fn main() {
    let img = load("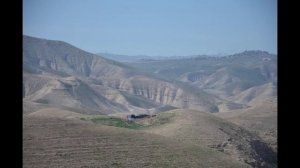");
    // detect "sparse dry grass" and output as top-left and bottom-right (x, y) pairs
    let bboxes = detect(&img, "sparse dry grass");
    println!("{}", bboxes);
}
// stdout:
(143, 109), (277, 167)
(23, 109), (249, 168)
